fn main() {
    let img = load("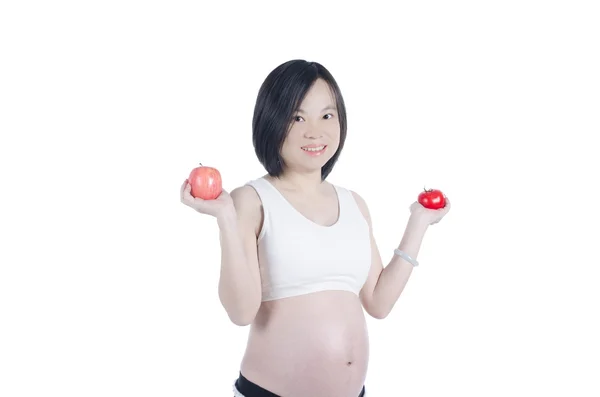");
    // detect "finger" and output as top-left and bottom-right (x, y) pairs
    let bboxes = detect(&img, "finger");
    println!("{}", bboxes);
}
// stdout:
(181, 181), (195, 202)
(180, 180), (188, 201)
(181, 179), (189, 194)
(440, 197), (450, 210)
